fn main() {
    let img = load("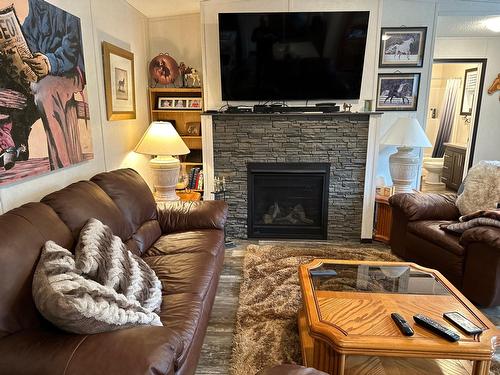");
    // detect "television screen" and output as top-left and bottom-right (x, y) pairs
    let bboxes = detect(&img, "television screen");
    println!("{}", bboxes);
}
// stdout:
(219, 11), (370, 101)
